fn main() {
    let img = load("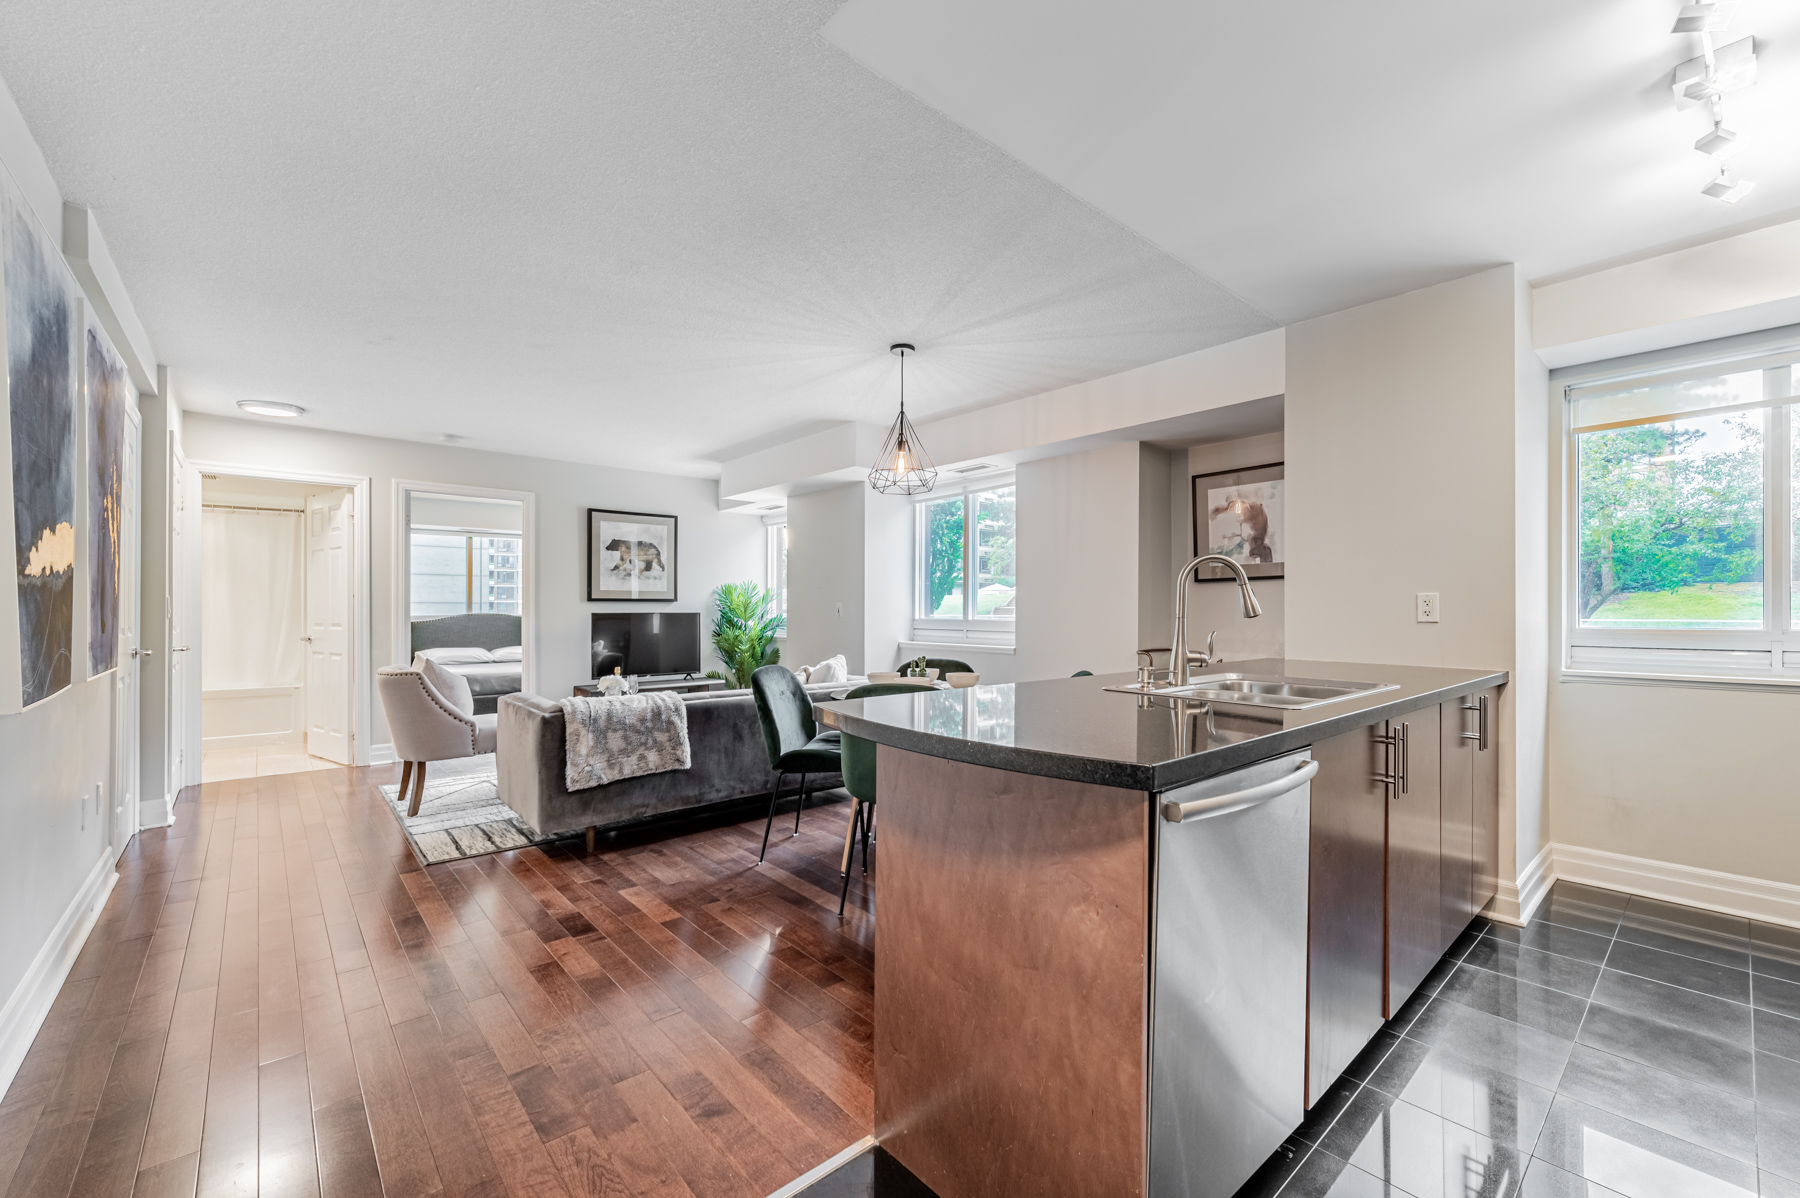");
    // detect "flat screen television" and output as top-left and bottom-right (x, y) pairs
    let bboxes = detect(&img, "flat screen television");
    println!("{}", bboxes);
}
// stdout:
(590, 611), (702, 678)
